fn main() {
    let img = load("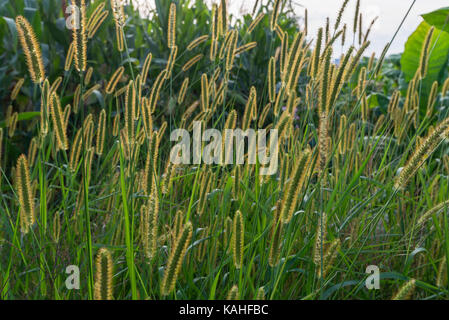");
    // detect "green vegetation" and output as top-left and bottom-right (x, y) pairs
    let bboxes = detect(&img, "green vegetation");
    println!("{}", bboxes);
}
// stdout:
(1, 0), (449, 300)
